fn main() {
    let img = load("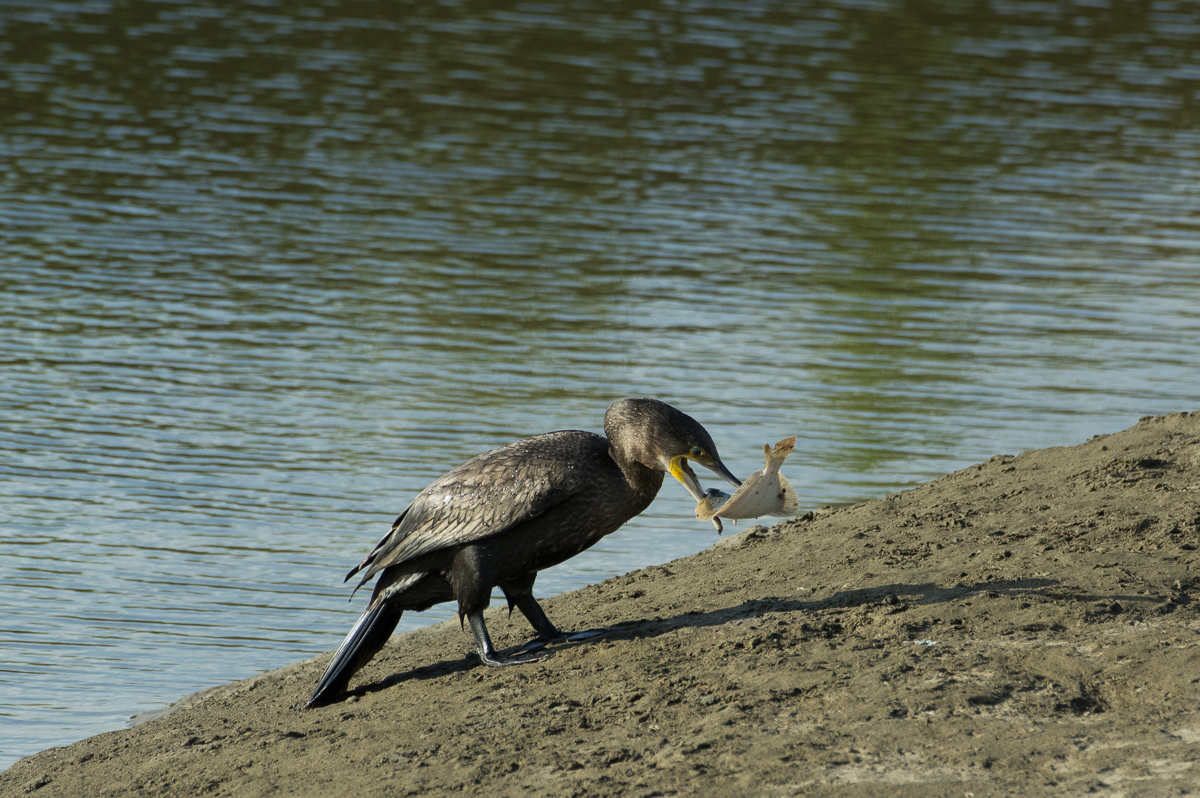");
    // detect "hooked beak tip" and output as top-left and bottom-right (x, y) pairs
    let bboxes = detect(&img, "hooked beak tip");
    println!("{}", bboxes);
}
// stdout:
(710, 459), (742, 488)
